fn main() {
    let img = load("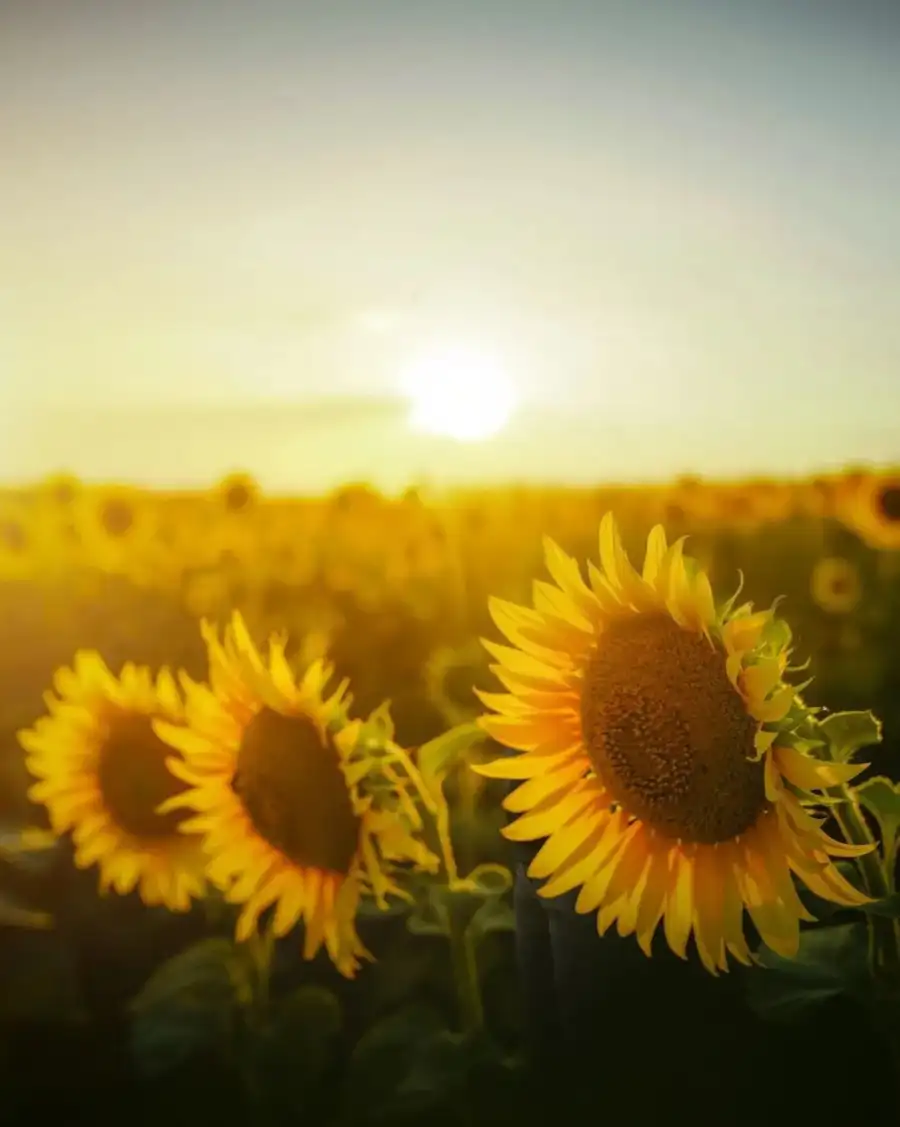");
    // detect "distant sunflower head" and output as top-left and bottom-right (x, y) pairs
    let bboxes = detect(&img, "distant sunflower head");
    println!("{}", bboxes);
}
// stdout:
(38, 472), (81, 510)
(474, 513), (872, 974)
(713, 484), (767, 531)
(217, 472), (259, 516)
(810, 556), (862, 615)
(795, 476), (837, 519)
(156, 612), (437, 978)
(19, 654), (206, 911)
(0, 498), (34, 579)
(72, 486), (160, 577)
(838, 471), (900, 550)
(661, 477), (716, 526)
